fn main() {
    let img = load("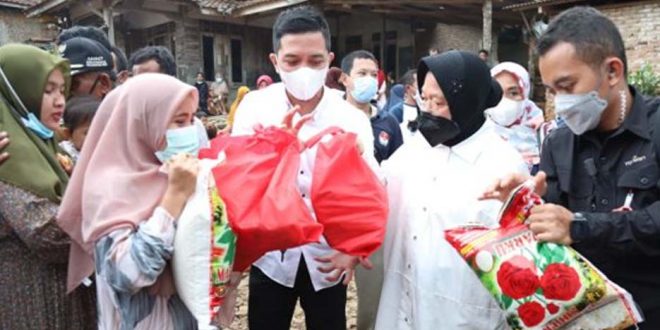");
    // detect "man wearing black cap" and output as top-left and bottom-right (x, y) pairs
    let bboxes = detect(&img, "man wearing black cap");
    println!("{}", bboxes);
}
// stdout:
(59, 37), (115, 100)
(375, 51), (528, 329)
